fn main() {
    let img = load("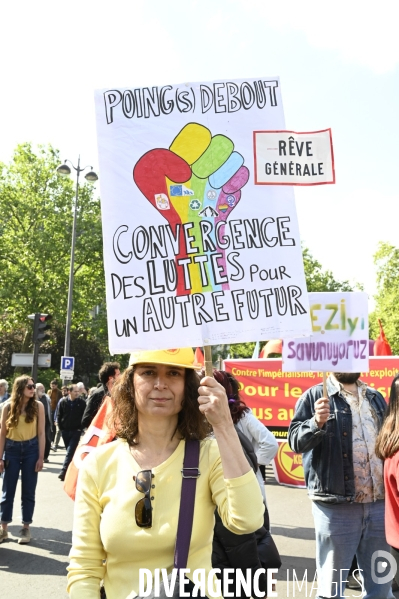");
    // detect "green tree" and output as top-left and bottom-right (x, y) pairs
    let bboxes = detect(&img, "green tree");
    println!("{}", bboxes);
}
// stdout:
(0, 322), (25, 379)
(227, 342), (257, 359)
(370, 242), (399, 354)
(0, 143), (106, 346)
